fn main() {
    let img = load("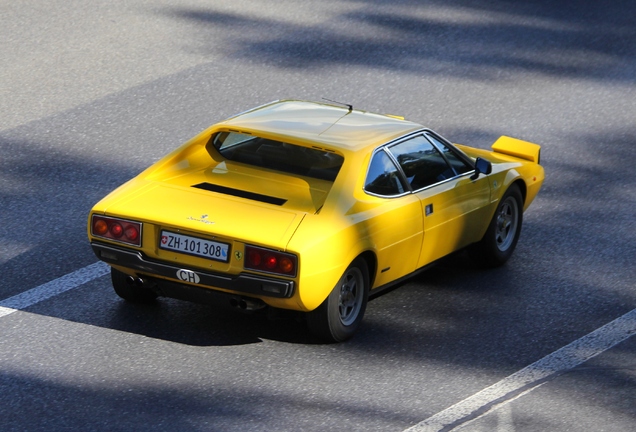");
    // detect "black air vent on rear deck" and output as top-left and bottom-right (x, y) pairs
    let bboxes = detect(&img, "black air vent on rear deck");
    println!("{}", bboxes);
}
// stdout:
(192, 183), (287, 206)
